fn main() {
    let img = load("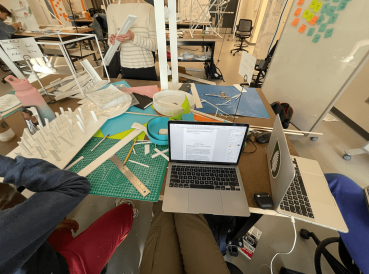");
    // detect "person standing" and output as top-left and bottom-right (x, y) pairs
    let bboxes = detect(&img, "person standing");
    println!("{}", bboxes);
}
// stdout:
(107, 0), (158, 81)
(0, 5), (21, 40)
